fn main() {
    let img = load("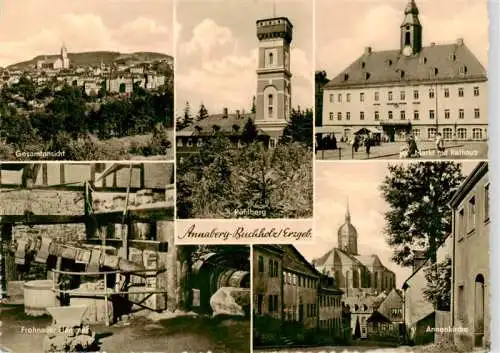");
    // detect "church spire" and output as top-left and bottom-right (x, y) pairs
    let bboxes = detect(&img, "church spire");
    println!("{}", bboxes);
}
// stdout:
(345, 198), (351, 223)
